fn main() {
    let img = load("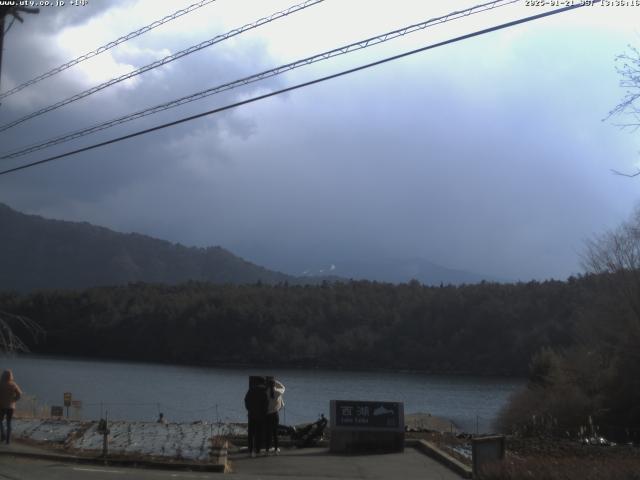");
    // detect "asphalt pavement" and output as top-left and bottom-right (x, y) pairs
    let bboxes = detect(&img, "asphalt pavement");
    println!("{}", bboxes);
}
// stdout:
(0, 455), (217, 480)
(0, 442), (463, 479)
(229, 447), (463, 479)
